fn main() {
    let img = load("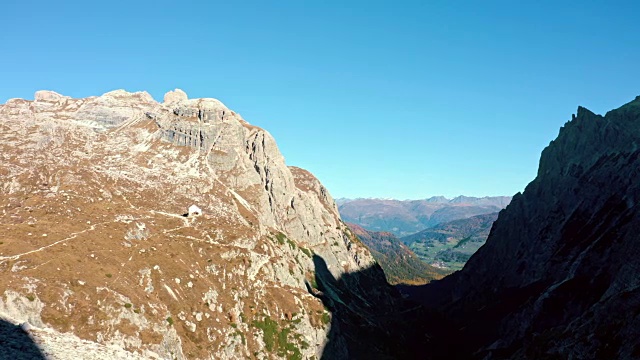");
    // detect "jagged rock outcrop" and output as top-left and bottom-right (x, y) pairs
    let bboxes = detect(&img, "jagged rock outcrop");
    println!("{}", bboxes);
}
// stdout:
(0, 89), (380, 359)
(411, 96), (640, 359)
(164, 89), (188, 104)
